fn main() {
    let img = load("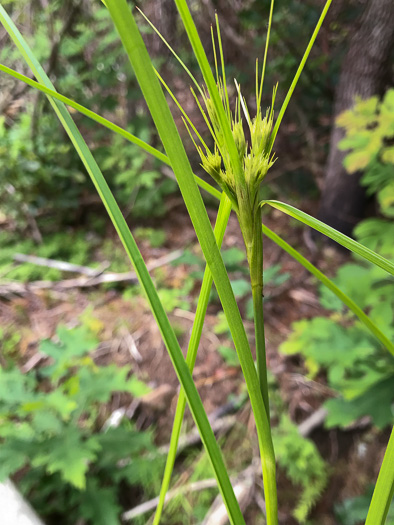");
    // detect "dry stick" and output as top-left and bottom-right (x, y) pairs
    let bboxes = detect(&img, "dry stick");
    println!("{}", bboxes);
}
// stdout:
(0, 249), (183, 297)
(158, 415), (237, 456)
(122, 478), (221, 521)
(123, 408), (328, 521)
(13, 253), (110, 276)
(194, 409), (330, 524)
